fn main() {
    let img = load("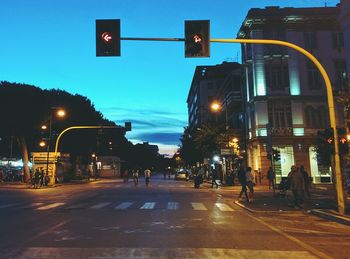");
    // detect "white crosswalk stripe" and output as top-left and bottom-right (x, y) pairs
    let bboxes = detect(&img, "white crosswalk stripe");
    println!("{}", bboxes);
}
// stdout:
(20, 202), (44, 209)
(0, 203), (21, 209)
(140, 202), (156, 209)
(115, 202), (133, 210)
(36, 202), (65, 210)
(66, 203), (88, 209)
(215, 203), (234, 211)
(191, 202), (207, 211)
(167, 202), (179, 210)
(90, 202), (112, 209)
